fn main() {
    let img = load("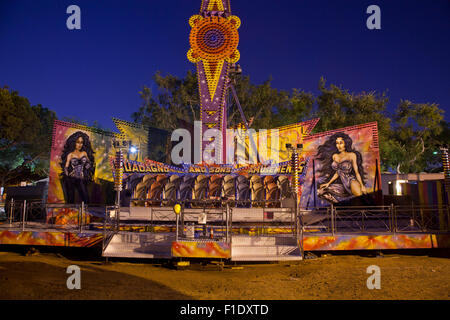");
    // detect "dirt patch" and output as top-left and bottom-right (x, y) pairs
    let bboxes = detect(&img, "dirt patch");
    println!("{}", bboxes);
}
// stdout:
(0, 250), (449, 300)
